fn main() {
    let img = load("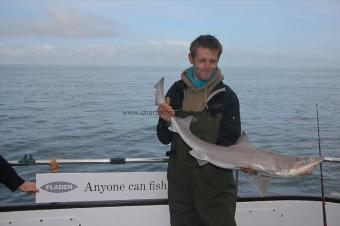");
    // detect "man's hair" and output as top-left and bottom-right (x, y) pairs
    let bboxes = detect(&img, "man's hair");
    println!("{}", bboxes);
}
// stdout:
(190, 35), (223, 59)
